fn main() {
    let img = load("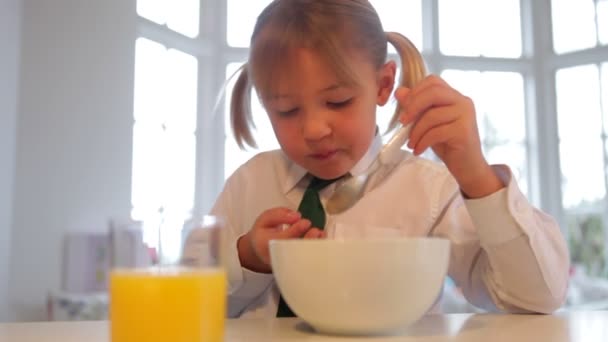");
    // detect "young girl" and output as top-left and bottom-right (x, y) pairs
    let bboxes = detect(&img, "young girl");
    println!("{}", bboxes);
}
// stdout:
(186, 0), (569, 318)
